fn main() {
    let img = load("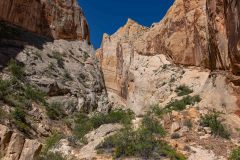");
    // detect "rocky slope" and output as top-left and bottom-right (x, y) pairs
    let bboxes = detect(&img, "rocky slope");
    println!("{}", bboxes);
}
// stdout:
(95, 1), (240, 159)
(0, 39), (111, 160)
(0, 1), (112, 160)
(0, 0), (90, 42)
